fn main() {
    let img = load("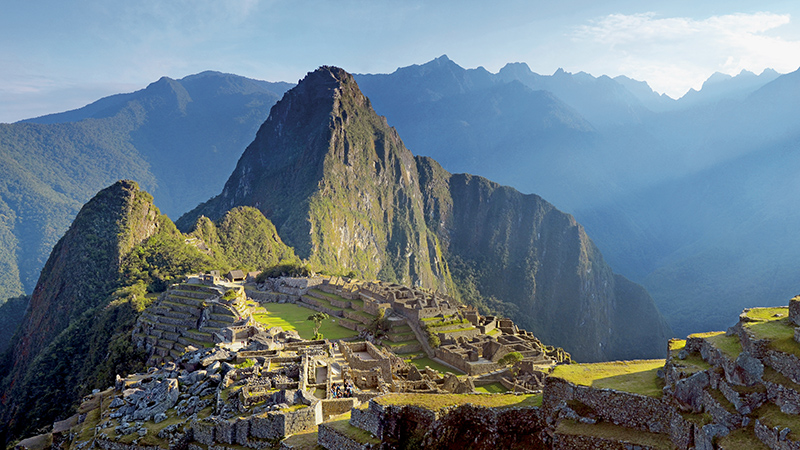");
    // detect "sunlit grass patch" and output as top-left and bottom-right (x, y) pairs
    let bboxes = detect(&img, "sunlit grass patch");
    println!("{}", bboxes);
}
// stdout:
(375, 393), (540, 410)
(251, 302), (358, 340)
(743, 307), (789, 322)
(550, 359), (665, 397)
(475, 382), (509, 394)
(745, 319), (800, 357)
(705, 333), (743, 359)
